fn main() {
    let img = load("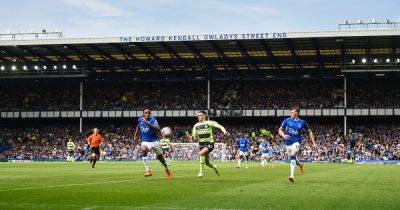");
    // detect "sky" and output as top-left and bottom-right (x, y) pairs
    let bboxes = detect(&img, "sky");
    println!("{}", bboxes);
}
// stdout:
(0, 0), (399, 38)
